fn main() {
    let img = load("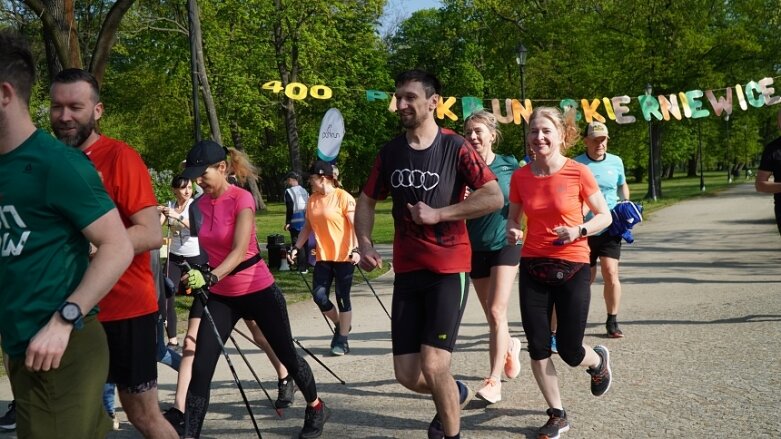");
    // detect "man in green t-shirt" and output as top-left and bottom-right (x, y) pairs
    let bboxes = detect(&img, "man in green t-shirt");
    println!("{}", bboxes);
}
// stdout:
(0, 30), (134, 438)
